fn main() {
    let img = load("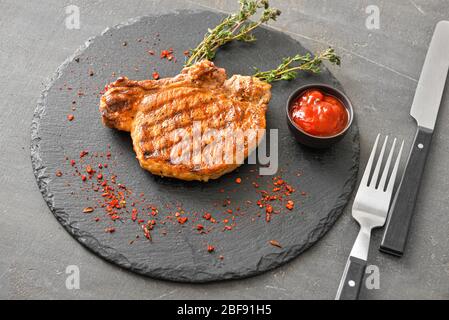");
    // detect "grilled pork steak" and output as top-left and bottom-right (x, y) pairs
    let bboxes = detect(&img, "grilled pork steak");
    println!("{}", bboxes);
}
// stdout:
(100, 60), (272, 181)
